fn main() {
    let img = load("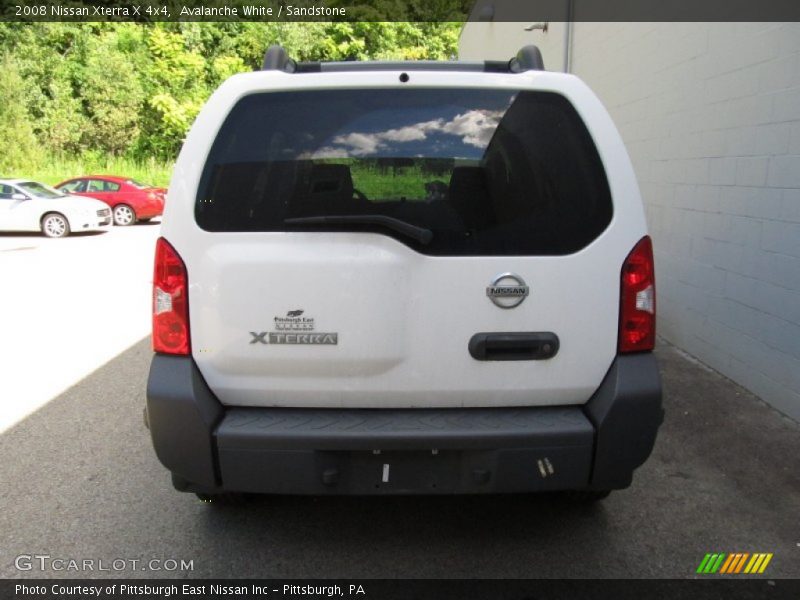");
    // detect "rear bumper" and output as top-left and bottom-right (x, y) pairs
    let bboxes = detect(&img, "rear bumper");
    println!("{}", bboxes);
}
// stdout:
(146, 354), (663, 495)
